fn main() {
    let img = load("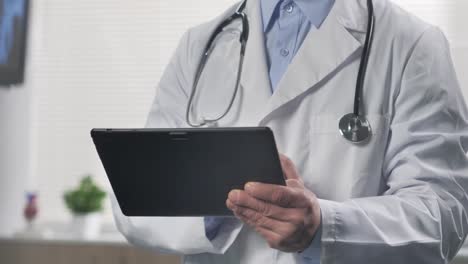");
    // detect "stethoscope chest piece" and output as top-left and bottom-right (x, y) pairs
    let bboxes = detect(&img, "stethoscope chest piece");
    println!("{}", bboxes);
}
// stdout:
(339, 113), (372, 143)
